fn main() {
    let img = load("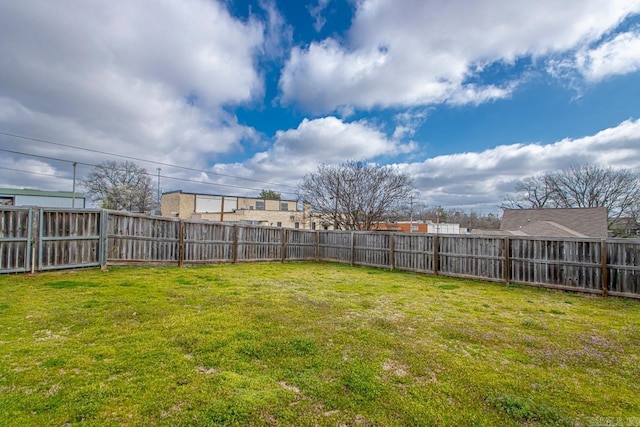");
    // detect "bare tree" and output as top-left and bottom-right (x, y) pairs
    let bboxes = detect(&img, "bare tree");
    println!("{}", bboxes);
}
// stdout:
(502, 175), (553, 209)
(546, 165), (639, 219)
(299, 161), (414, 230)
(82, 160), (156, 212)
(503, 164), (640, 223)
